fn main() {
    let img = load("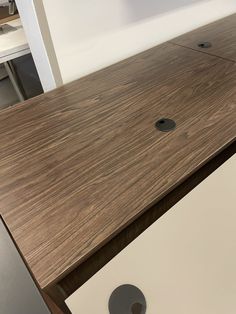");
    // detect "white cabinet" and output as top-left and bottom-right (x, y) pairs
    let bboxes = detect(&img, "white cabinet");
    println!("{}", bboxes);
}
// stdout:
(66, 155), (236, 314)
